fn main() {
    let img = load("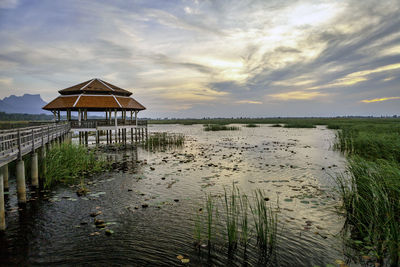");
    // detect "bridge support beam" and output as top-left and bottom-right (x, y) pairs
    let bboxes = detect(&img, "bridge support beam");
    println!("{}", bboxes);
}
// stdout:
(16, 160), (26, 204)
(2, 165), (9, 191)
(0, 173), (5, 231)
(31, 152), (39, 188)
